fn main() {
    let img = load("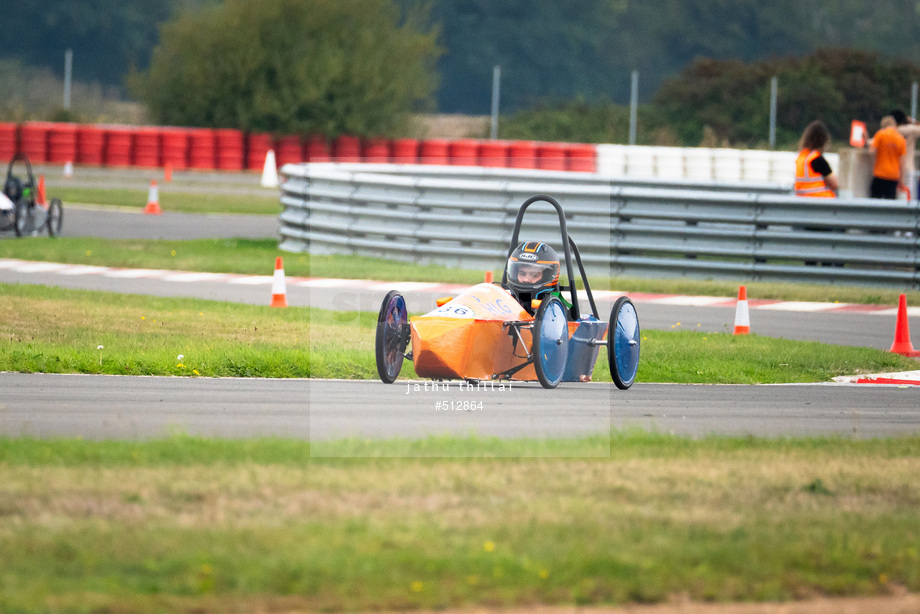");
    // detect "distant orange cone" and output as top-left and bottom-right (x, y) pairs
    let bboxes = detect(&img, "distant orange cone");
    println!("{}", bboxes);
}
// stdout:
(889, 294), (920, 357)
(164, 162), (173, 182)
(270, 256), (288, 307)
(733, 285), (750, 335)
(143, 180), (162, 215)
(37, 175), (46, 205)
(485, 270), (493, 283)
